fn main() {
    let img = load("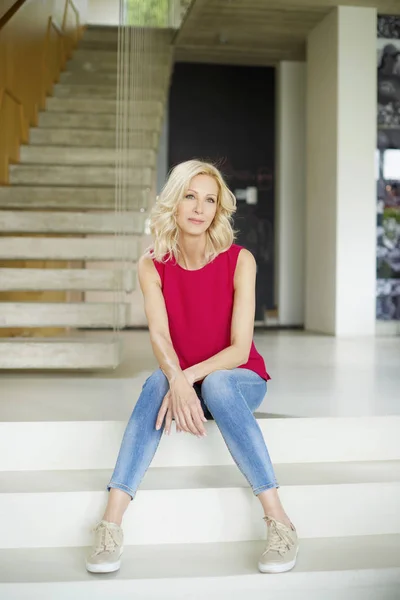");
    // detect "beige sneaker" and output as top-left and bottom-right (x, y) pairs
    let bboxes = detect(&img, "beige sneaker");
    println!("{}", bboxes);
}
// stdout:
(85, 520), (124, 573)
(258, 516), (298, 574)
